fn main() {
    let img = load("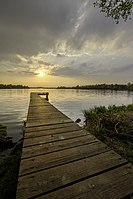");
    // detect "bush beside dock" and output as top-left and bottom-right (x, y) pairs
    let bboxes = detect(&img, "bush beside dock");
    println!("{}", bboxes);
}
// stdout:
(83, 104), (133, 164)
